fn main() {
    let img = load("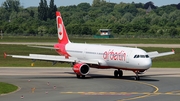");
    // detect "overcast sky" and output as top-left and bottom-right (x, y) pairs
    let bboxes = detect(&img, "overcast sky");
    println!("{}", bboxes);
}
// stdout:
(0, 0), (179, 8)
